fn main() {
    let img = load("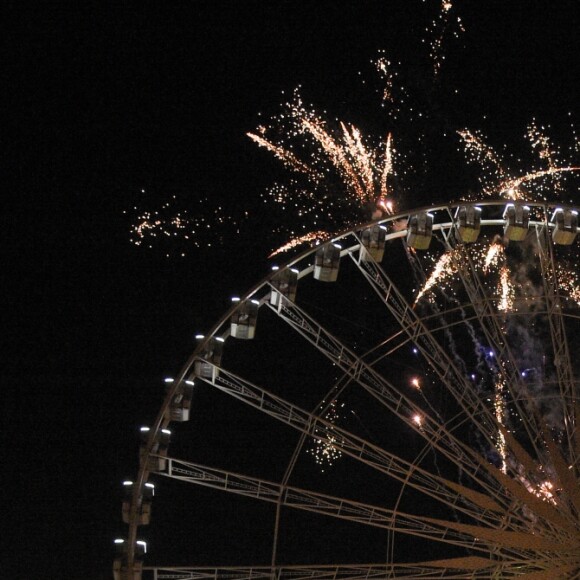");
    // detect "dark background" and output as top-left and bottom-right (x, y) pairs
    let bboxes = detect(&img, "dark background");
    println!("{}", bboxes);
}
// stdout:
(5, 2), (580, 578)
